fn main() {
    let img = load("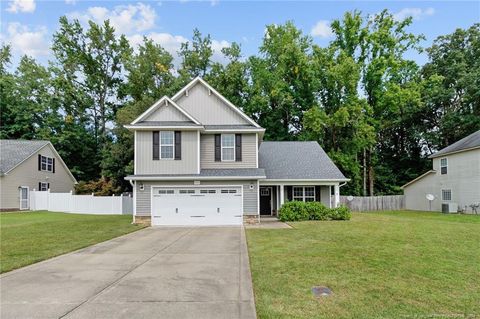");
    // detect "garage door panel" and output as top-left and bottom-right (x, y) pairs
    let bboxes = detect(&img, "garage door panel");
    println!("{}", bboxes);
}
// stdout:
(152, 187), (243, 226)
